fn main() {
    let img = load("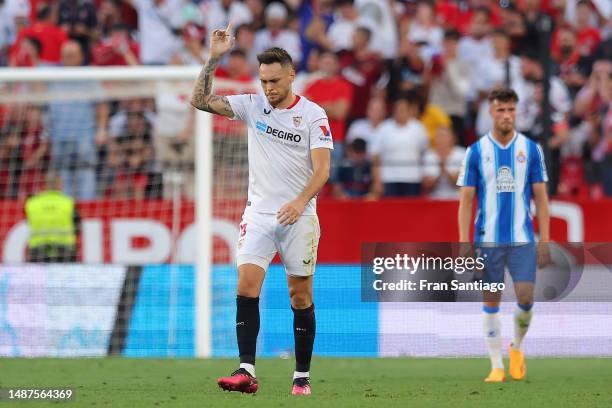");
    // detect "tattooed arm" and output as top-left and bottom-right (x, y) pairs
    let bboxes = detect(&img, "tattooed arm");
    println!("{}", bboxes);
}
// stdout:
(190, 56), (234, 117)
(191, 24), (235, 118)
